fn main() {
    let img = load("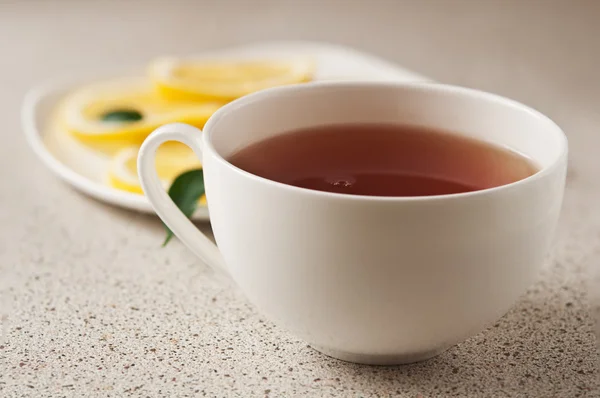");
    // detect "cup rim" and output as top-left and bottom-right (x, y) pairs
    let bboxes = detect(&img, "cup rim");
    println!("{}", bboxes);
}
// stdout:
(202, 81), (568, 202)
